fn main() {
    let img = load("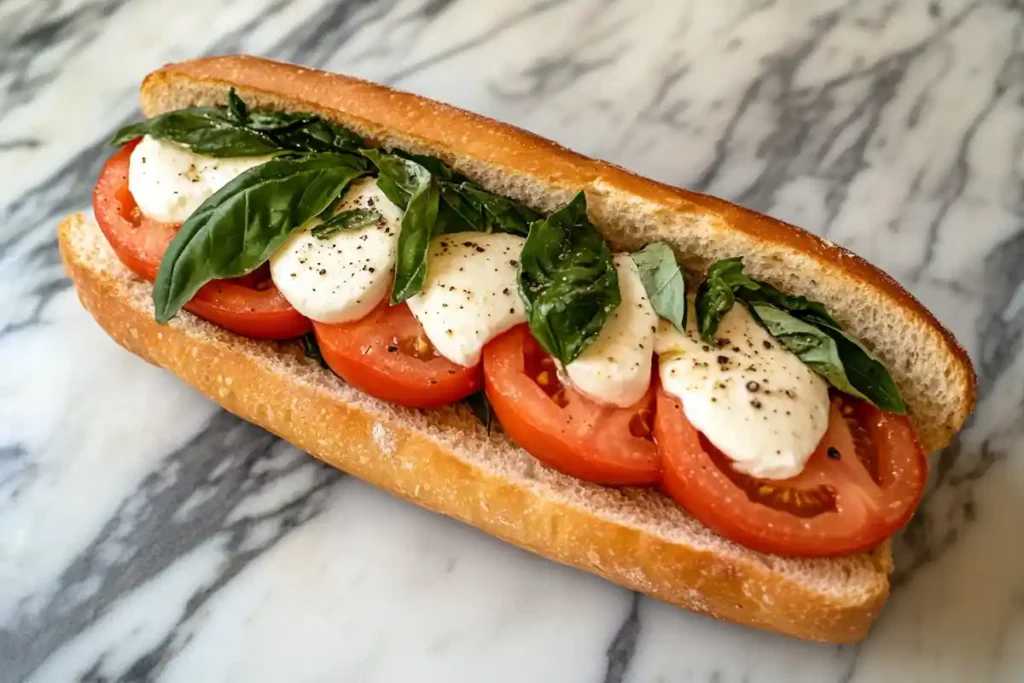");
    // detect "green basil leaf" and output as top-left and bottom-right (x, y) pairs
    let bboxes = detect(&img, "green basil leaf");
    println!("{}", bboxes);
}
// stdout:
(254, 114), (364, 153)
(311, 208), (384, 240)
(696, 257), (838, 340)
(746, 302), (868, 400)
(437, 184), (484, 233)
(383, 158), (441, 303)
(110, 90), (364, 156)
(518, 191), (620, 364)
(393, 151), (462, 182)
(110, 108), (283, 156)
(466, 392), (496, 434)
(457, 183), (539, 236)
(630, 242), (686, 331)
(696, 257), (906, 412)
(359, 148), (422, 208)
(696, 257), (754, 342)
(227, 88), (248, 123)
(811, 321), (908, 414)
(153, 153), (368, 323)
(301, 332), (327, 367)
